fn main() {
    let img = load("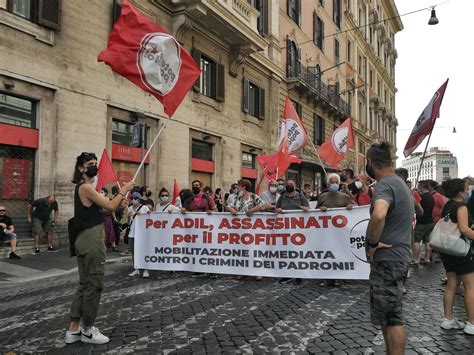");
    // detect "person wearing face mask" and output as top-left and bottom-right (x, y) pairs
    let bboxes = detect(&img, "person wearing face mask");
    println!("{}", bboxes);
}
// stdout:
(155, 187), (180, 213)
(317, 174), (354, 212)
(276, 179), (309, 284)
(353, 175), (373, 206)
(182, 180), (217, 213)
(224, 183), (239, 209)
(214, 188), (224, 212)
(127, 192), (151, 278)
(65, 152), (134, 345)
(139, 186), (155, 210)
(341, 169), (359, 195)
(260, 179), (280, 212)
(276, 178), (286, 195)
